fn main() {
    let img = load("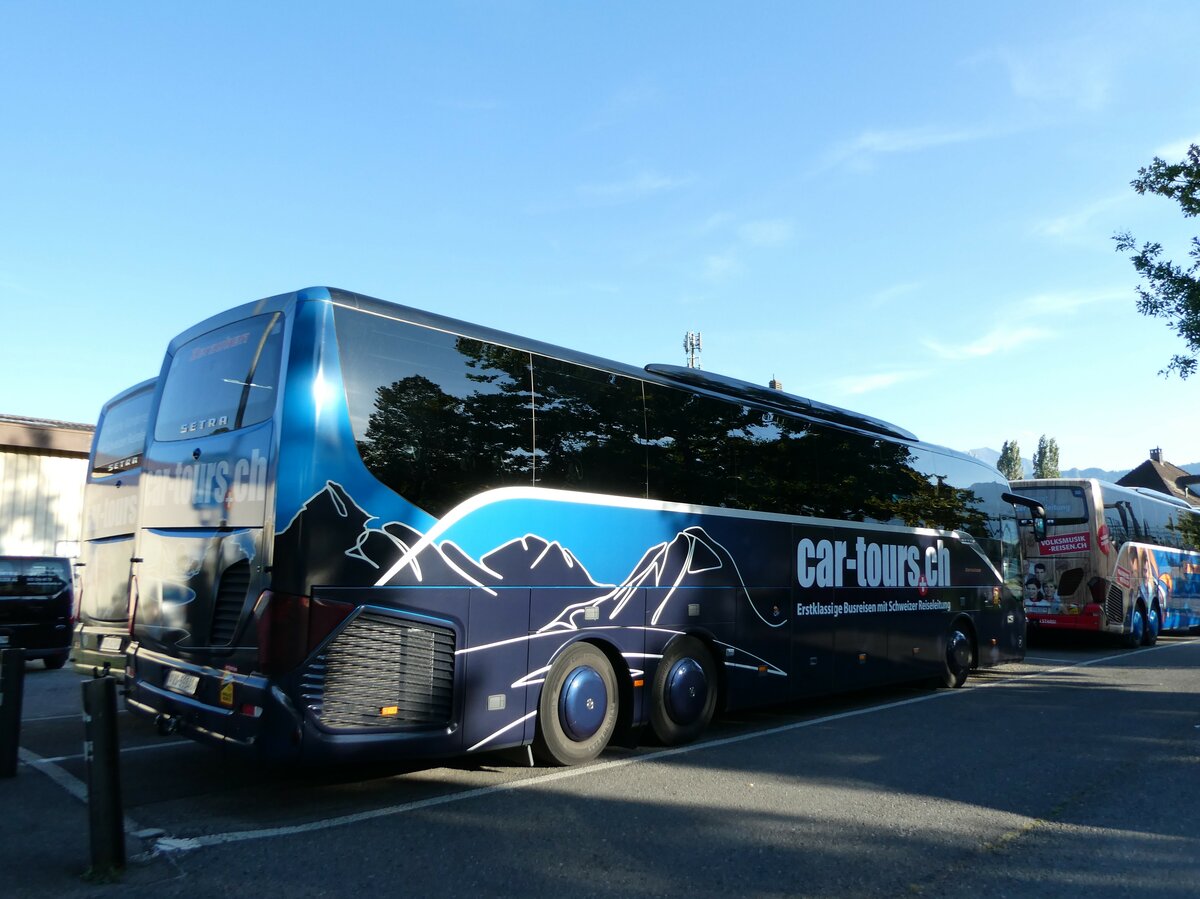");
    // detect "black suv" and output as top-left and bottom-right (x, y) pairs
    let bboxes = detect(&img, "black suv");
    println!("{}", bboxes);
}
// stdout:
(0, 556), (75, 668)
